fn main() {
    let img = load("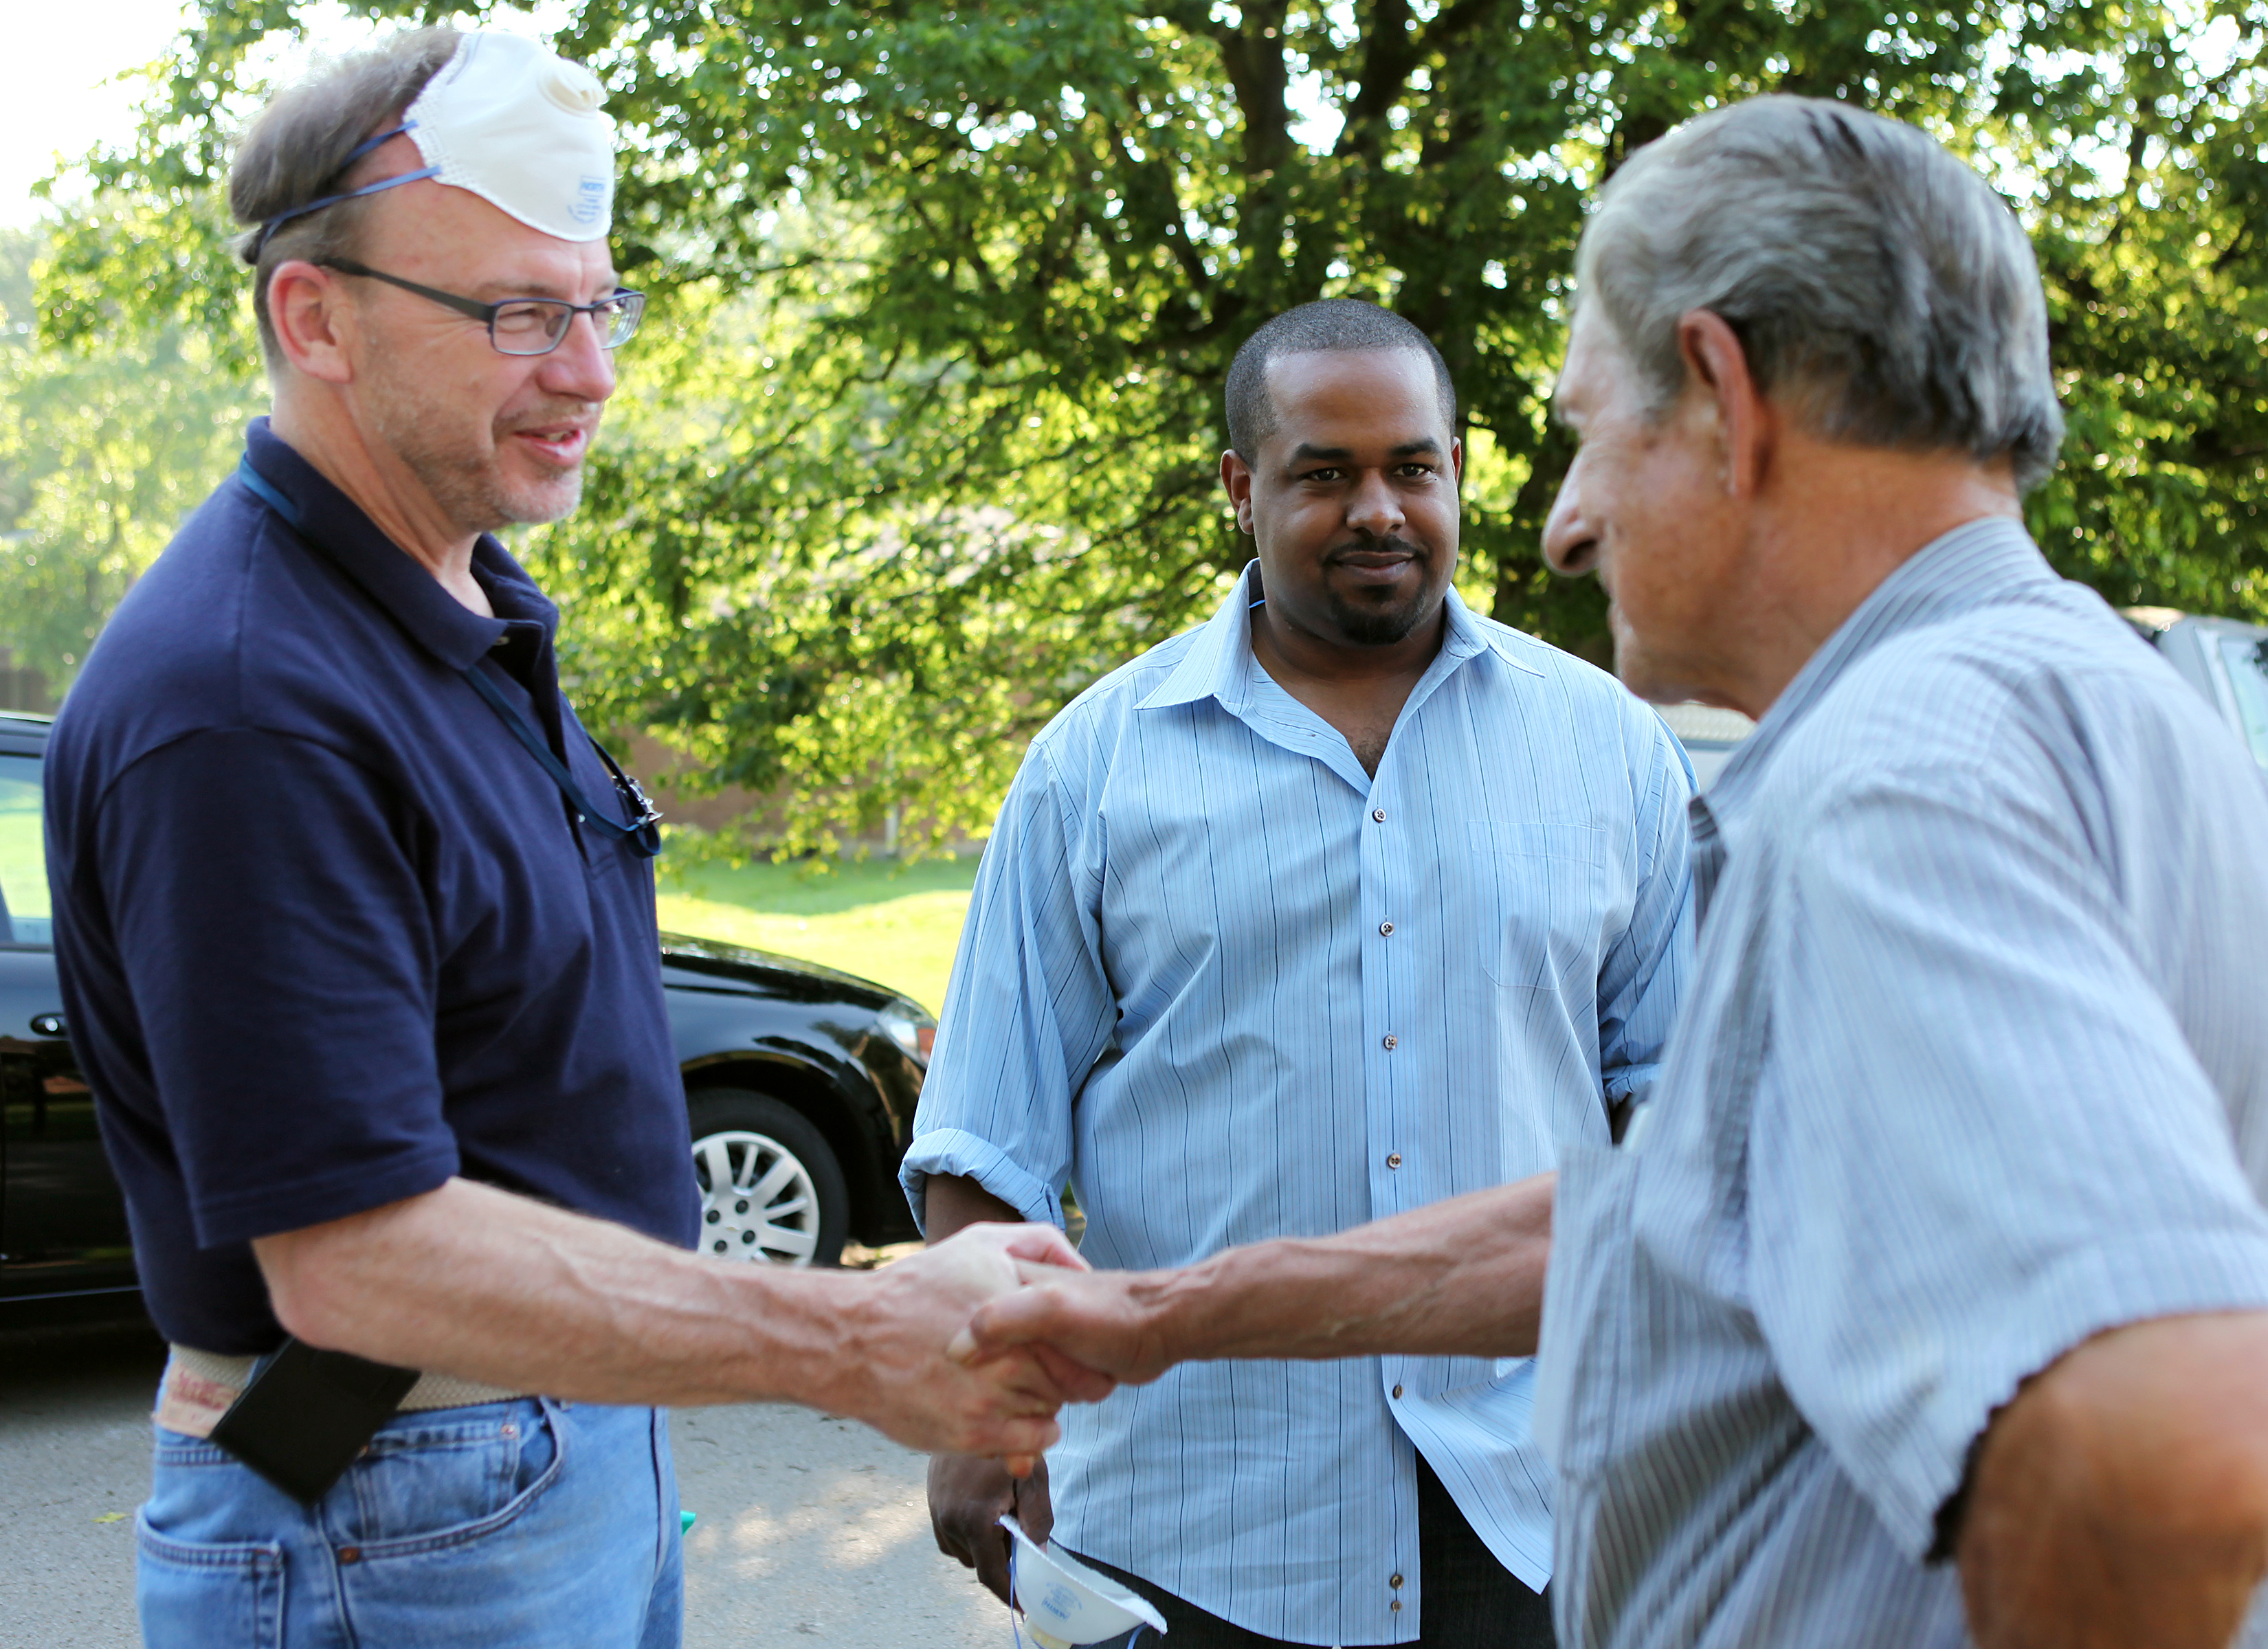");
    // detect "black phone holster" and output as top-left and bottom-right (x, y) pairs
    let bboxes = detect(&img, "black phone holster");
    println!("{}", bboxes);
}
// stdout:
(207, 1338), (421, 1504)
